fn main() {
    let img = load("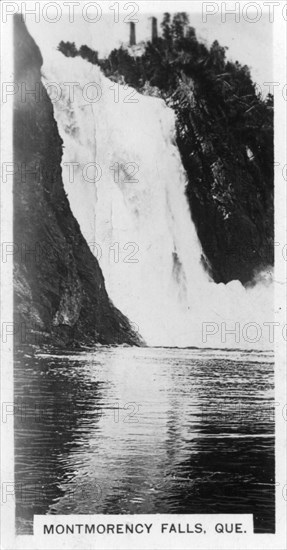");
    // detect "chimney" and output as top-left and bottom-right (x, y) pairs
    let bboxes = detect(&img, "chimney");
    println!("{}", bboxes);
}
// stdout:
(129, 22), (136, 46)
(151, 17), (158, 43)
